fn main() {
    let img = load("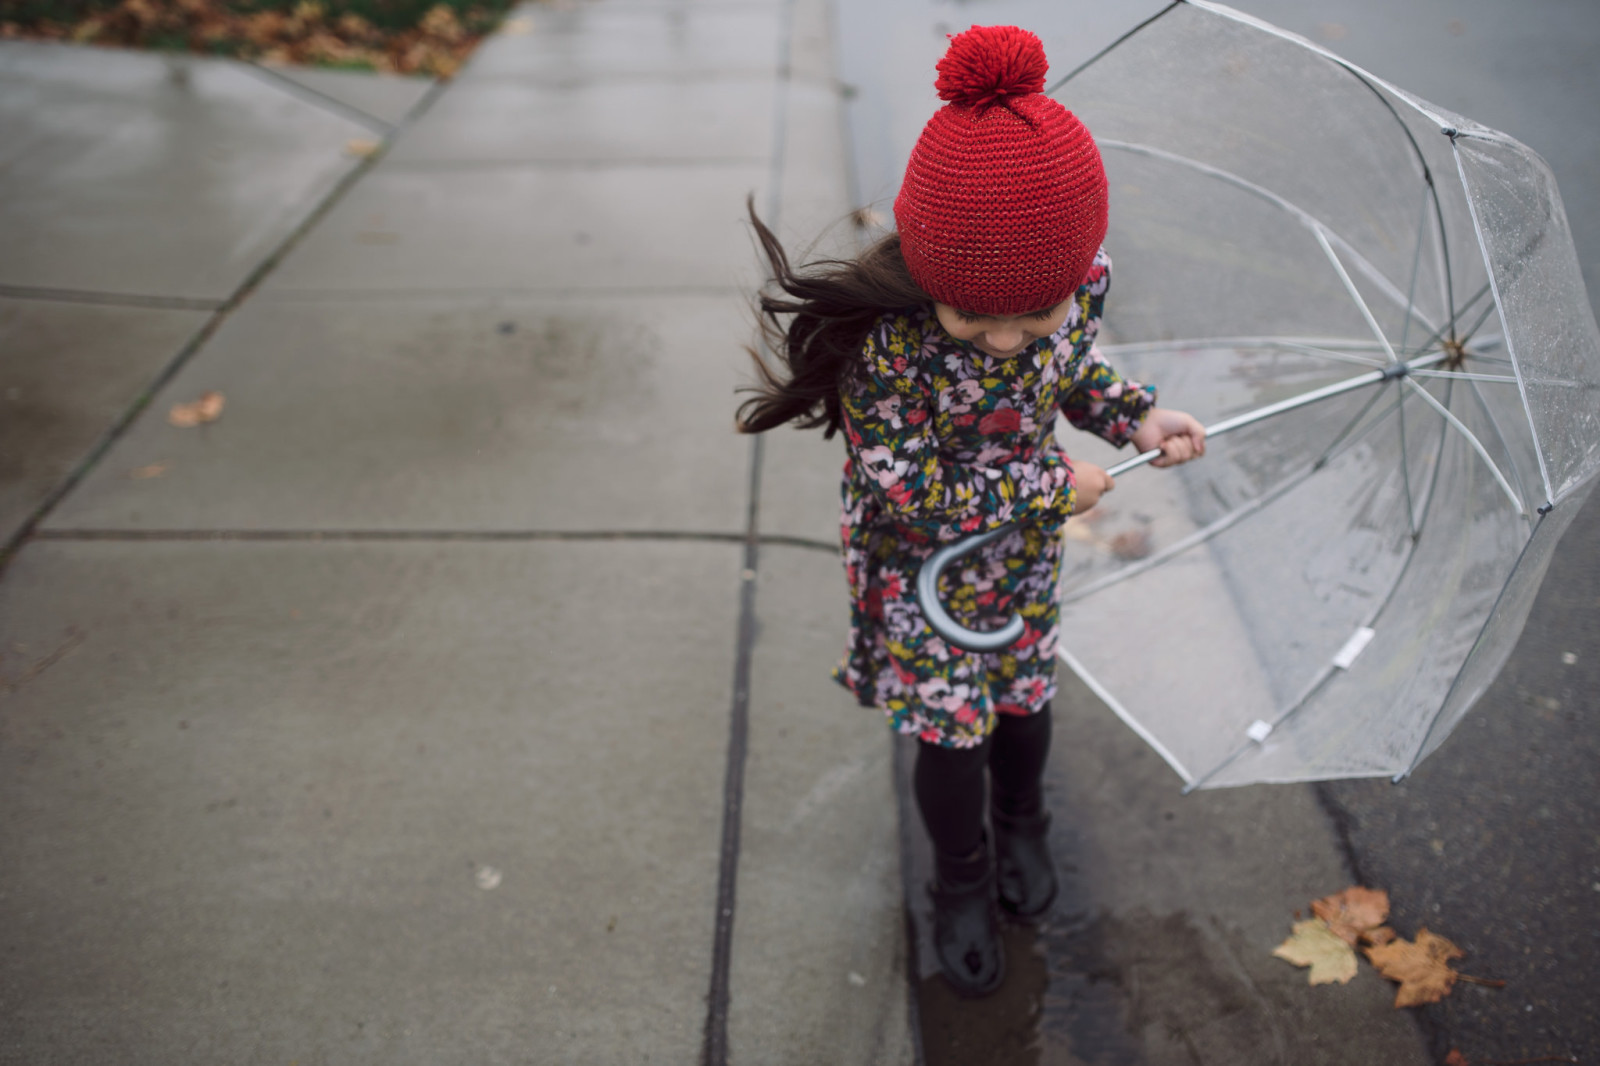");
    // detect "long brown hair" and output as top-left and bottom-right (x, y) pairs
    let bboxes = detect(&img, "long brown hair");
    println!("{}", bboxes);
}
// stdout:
(737, 201), (930, 438)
